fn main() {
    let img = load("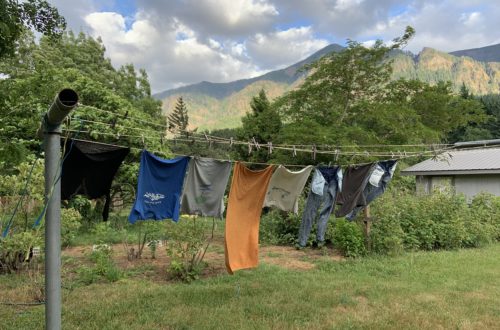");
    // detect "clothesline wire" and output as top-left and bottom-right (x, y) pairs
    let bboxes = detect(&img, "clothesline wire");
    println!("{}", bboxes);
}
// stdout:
(63, 127), (450, 158)
(76, 103), (454, 149)
(66, 136), (486, 169)
(64, 116), (452, 157)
